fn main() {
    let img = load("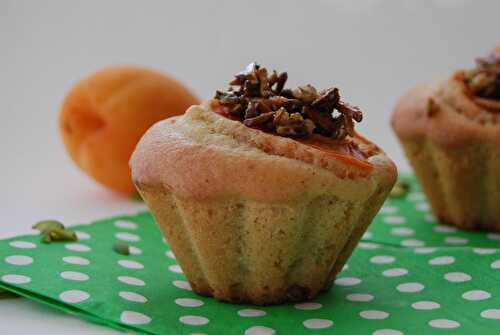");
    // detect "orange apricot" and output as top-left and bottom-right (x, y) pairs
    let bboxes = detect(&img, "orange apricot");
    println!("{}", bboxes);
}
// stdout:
(59, 65), (199, 194)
